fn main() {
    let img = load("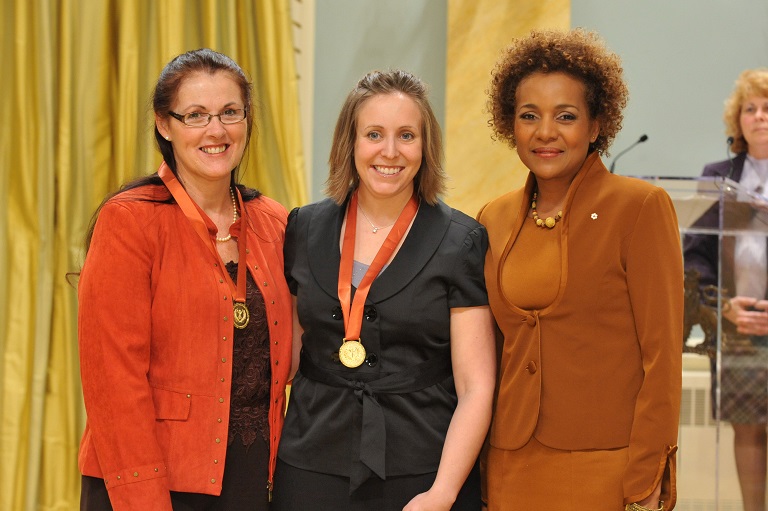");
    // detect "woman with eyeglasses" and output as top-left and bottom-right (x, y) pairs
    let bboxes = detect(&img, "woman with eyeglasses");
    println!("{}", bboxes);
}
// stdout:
(77, 48), (292, 510)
